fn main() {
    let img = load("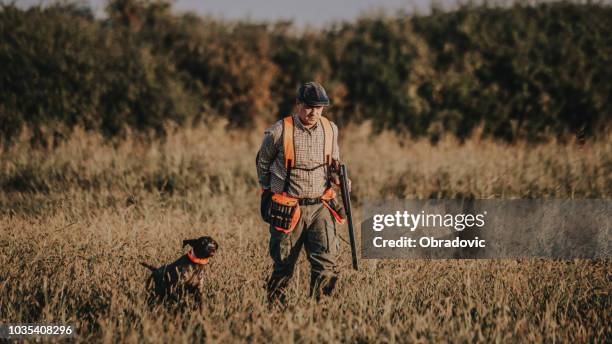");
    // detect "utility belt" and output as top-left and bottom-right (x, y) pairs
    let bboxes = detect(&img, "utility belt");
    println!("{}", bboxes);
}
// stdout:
(298, 198), (322, 206)
(261, 188), (346, 233)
